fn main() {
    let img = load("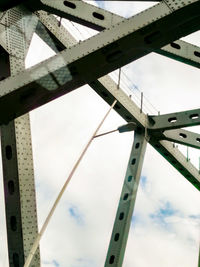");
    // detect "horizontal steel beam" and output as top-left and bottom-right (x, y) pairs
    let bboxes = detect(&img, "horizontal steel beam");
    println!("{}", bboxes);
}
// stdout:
(149, 109), (200, 131)
(35, 12), (200, 191)
(29, 0), (200, 69)
(1, 0), (200, 123)
(154, 128), (200, 149)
